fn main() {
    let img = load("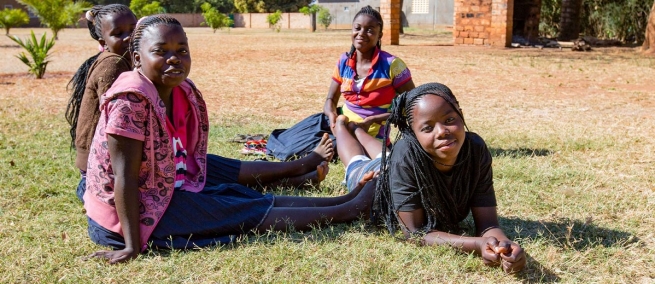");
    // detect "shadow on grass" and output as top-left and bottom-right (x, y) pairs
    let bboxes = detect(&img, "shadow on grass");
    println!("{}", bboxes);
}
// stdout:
(500, 216), (639, 251)
(498, 216), (639, 282)
(489, 147), (552, 158)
